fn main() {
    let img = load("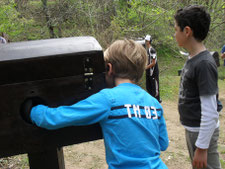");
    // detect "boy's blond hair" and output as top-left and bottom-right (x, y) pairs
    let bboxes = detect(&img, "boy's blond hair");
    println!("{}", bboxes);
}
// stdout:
(104, 39), (147, 83)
